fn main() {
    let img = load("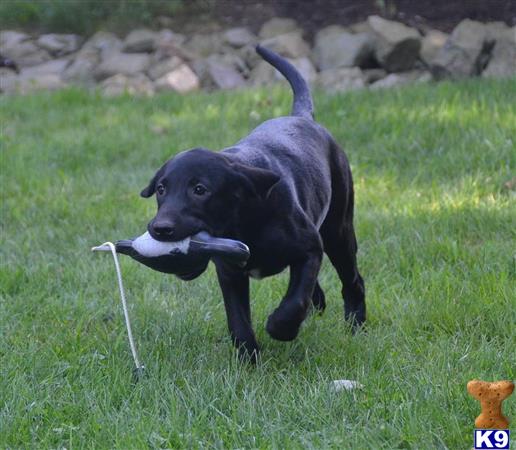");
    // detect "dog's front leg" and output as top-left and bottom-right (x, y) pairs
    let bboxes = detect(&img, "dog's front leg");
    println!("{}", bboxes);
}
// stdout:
(266, 248), (322, 341)
(215, 262), (259, 363)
